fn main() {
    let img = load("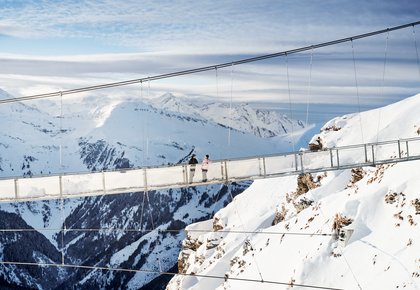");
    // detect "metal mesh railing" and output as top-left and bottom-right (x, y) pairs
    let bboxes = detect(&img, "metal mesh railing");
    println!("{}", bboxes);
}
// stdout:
(1, 137), (420, 202)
